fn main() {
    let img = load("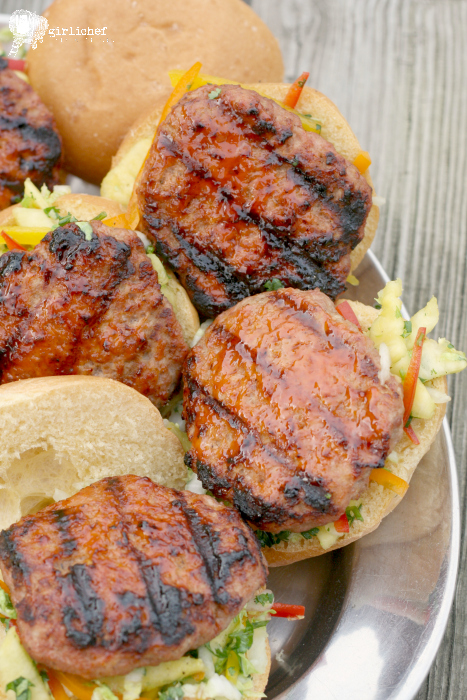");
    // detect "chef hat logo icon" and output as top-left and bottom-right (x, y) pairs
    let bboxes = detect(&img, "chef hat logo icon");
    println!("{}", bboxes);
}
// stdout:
(8, 9), (48, 57)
